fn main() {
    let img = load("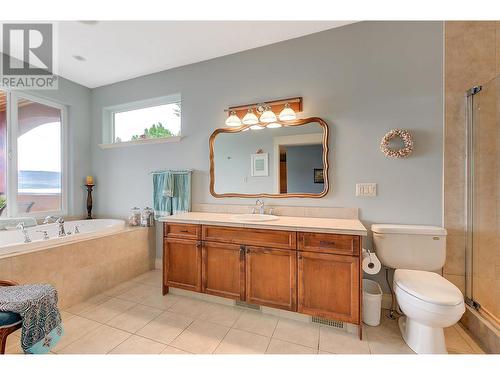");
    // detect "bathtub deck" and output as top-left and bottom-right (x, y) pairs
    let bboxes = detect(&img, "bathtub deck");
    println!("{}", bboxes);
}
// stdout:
(5, 270), (485, 354)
